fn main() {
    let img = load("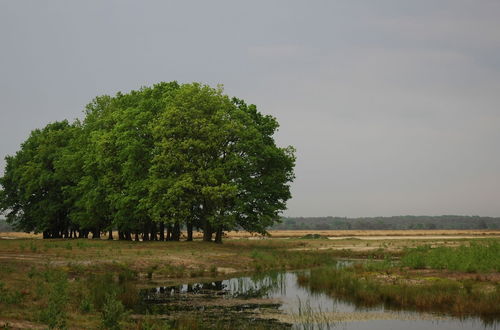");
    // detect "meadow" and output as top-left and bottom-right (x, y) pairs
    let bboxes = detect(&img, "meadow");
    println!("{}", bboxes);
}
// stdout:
(0, 231), (499, 329)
